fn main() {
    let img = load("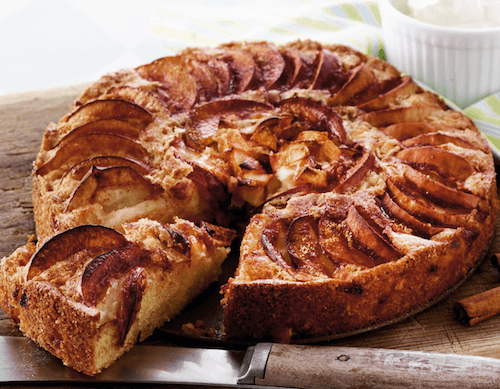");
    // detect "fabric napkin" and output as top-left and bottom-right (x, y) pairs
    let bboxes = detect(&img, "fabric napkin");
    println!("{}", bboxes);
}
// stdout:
(151, 0), (384, 57)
